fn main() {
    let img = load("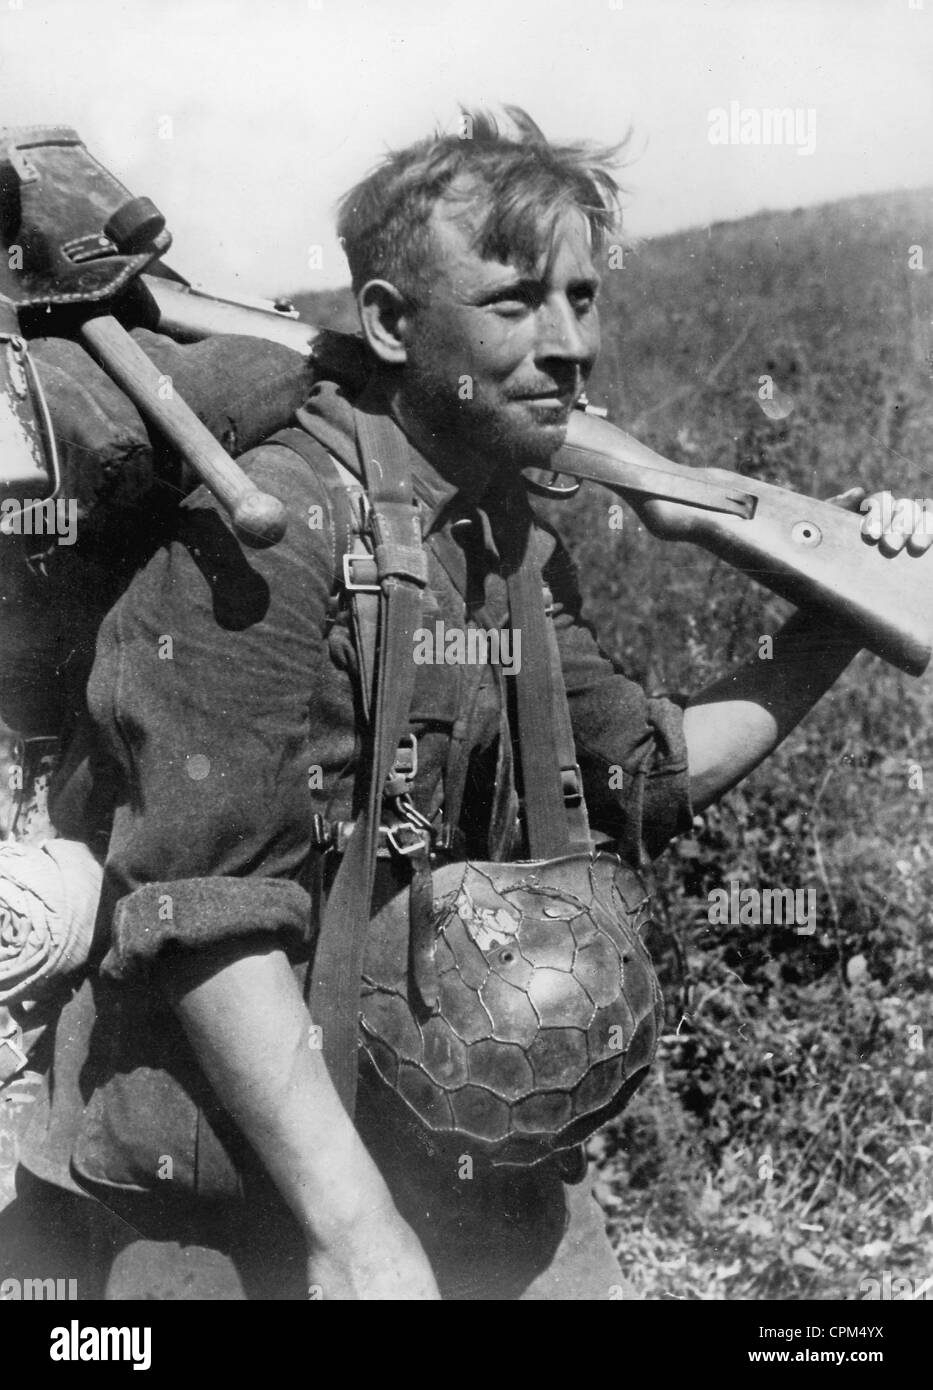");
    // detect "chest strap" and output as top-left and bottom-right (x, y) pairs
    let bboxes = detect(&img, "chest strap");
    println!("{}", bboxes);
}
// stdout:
(304, 406), (428, 1113)
(428, 514), (592, 858)
(273, 420), (593, 1110)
